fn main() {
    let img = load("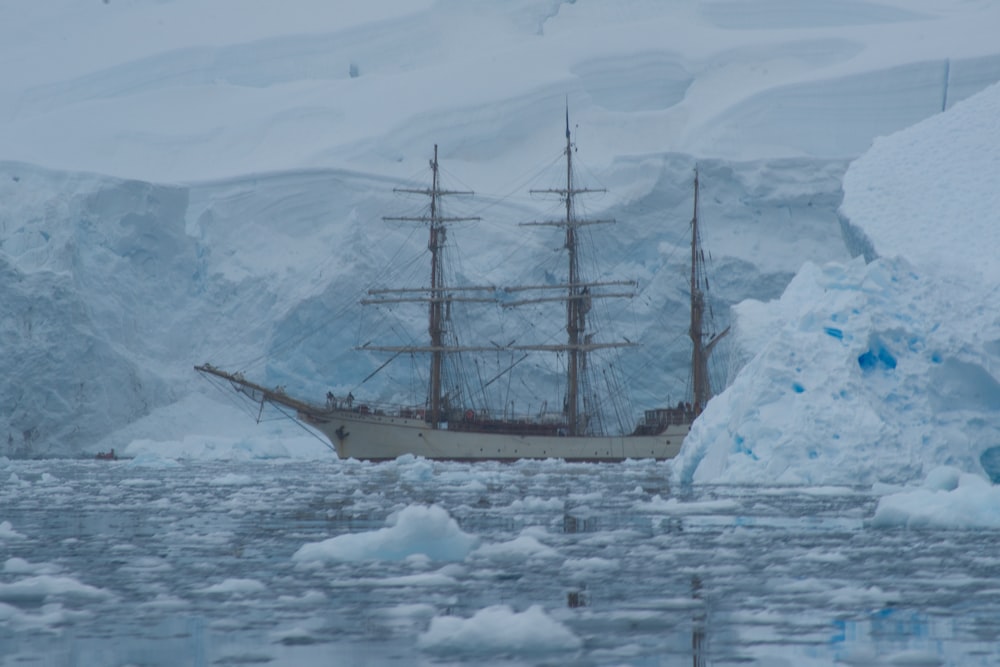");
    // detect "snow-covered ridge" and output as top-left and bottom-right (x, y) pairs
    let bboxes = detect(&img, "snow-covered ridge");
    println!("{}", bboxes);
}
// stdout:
(3, 1), (1000, 182)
